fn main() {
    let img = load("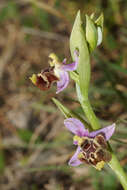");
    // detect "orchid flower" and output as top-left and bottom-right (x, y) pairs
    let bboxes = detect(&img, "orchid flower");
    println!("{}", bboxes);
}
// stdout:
(64, 118), (115, 170)
(30, 51), (78, 94)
